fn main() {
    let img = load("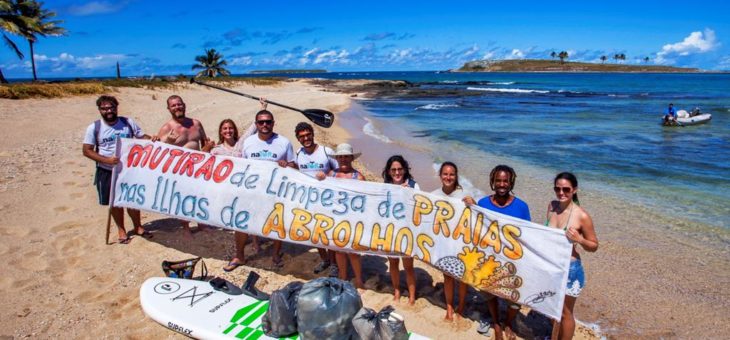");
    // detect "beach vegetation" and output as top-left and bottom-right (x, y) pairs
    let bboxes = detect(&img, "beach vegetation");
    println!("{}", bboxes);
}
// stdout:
(192, 48), (230, 78)
(0, 82), (105, 99)
(456, 59), (700, 72)
(0, 76), (284, 99)
(550, 51), (557, 60)
(643, 56), (650, 63)
(600, 55), (607, 64)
